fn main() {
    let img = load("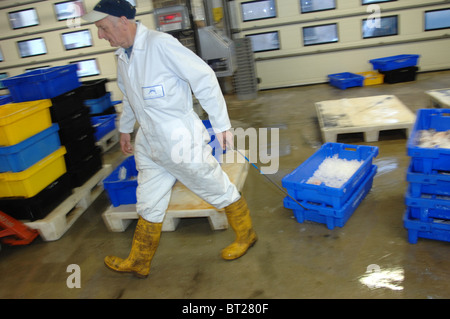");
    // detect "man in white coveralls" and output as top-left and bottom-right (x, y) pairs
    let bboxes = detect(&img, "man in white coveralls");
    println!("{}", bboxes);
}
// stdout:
(83, 0), (257, 278)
